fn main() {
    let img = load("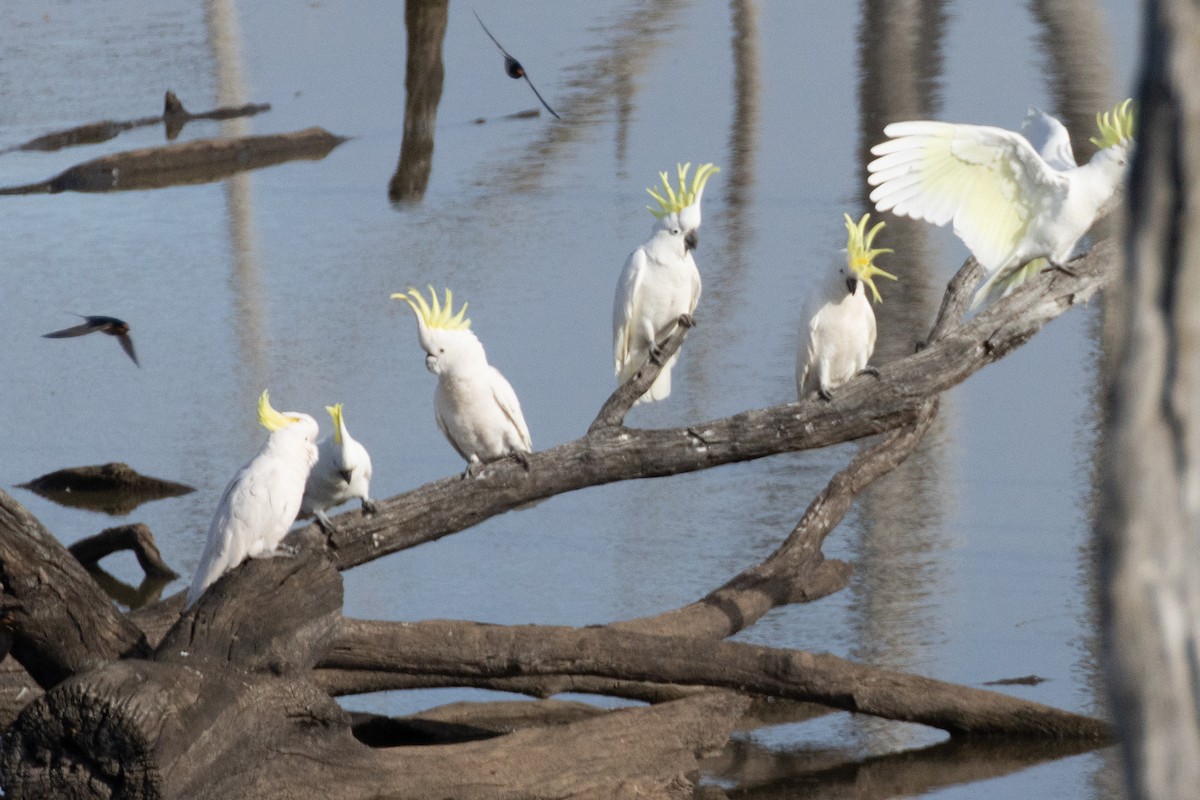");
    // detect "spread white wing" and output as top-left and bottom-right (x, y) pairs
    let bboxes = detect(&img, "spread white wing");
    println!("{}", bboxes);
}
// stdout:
(867, 121), (1068, 272)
